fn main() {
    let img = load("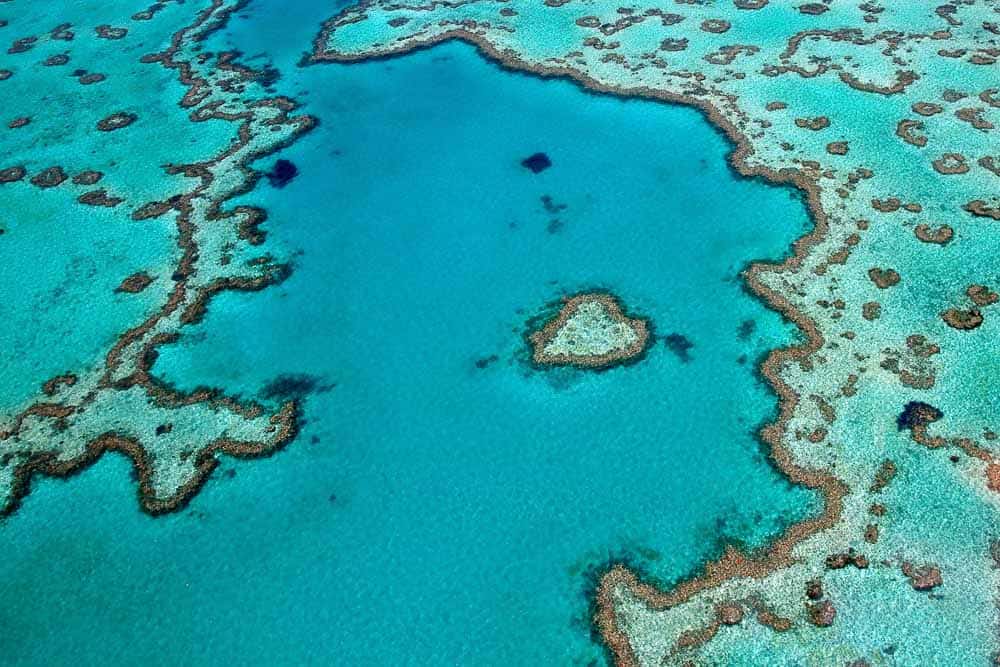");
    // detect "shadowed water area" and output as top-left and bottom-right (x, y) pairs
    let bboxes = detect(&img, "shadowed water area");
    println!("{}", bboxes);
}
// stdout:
(0, 2), (821, 665)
